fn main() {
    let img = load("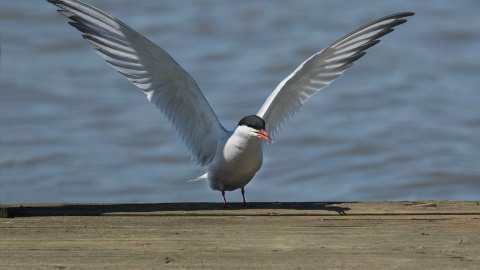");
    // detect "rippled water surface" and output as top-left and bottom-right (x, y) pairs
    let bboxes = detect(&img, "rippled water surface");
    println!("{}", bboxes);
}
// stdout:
(1, 0), (479, 203)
